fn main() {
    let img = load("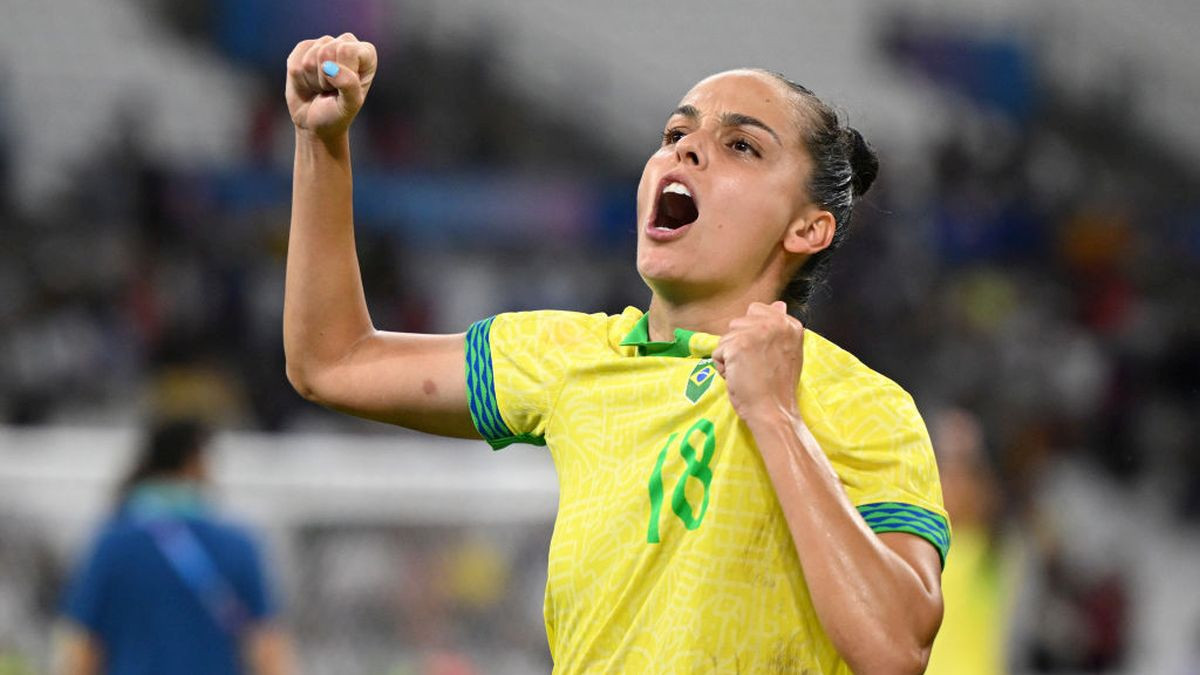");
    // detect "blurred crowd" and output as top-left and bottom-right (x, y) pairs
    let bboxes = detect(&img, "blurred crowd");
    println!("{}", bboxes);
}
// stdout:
(1, 3), (1198, 673)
